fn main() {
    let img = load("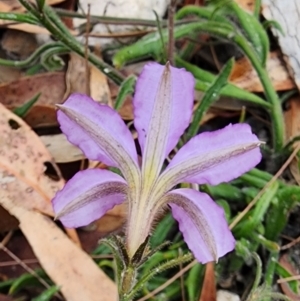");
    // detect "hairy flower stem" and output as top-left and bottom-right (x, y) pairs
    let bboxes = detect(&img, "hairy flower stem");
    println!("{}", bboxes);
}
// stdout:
(120, 265), (137, 298)
(126, 197), (157, 258)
